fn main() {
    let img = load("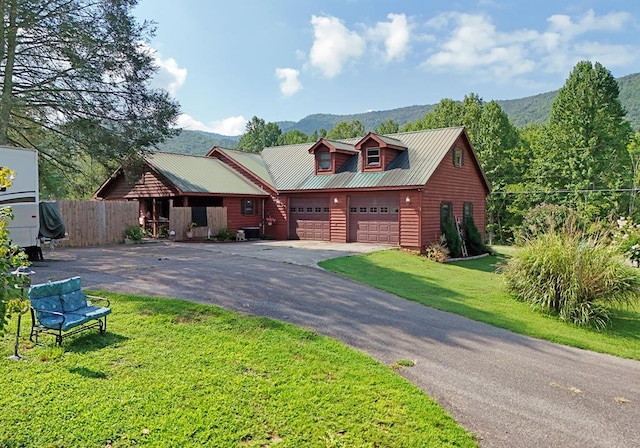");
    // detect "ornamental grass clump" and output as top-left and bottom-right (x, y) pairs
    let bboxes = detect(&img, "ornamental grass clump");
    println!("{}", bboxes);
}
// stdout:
(502, 229), (640, 329)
